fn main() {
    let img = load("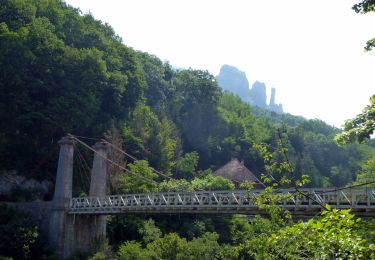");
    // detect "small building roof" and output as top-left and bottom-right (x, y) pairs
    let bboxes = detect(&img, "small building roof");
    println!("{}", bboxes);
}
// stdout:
(213, 158), (264, 188)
